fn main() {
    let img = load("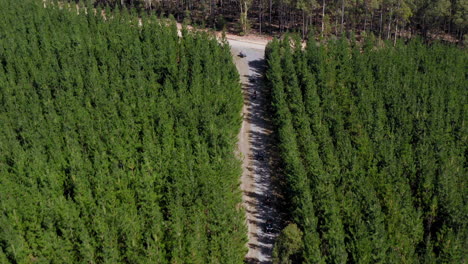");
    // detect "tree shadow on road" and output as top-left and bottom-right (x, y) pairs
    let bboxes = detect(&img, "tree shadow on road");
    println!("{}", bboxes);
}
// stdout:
(241, 57), (287, 264)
